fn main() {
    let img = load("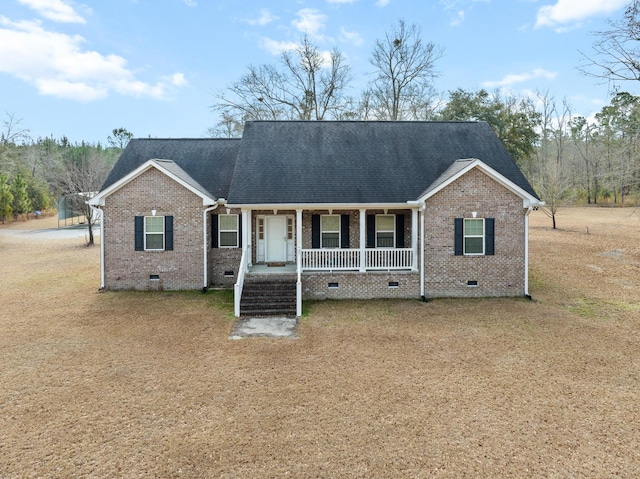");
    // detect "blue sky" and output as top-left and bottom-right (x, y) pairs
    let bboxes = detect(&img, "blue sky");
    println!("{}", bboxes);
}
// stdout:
(0, 0), (632, 145)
